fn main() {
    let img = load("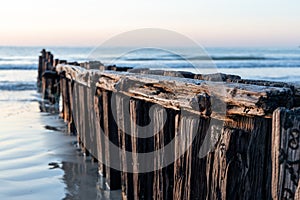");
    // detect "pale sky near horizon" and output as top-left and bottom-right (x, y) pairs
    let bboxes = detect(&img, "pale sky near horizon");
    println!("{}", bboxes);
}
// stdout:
(0, 0), (299, 47)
